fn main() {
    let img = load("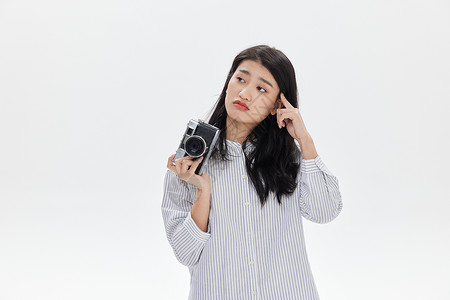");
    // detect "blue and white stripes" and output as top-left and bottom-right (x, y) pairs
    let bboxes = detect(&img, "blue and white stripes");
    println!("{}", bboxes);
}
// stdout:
(161, 139), (343, 300)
